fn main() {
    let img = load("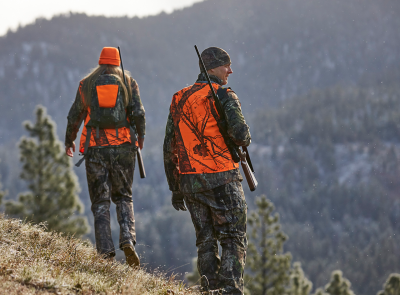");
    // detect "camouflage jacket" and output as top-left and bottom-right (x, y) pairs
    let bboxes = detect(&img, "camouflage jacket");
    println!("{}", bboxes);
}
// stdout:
(65, 76), (145, 148)
(163, 73), (251, 194)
